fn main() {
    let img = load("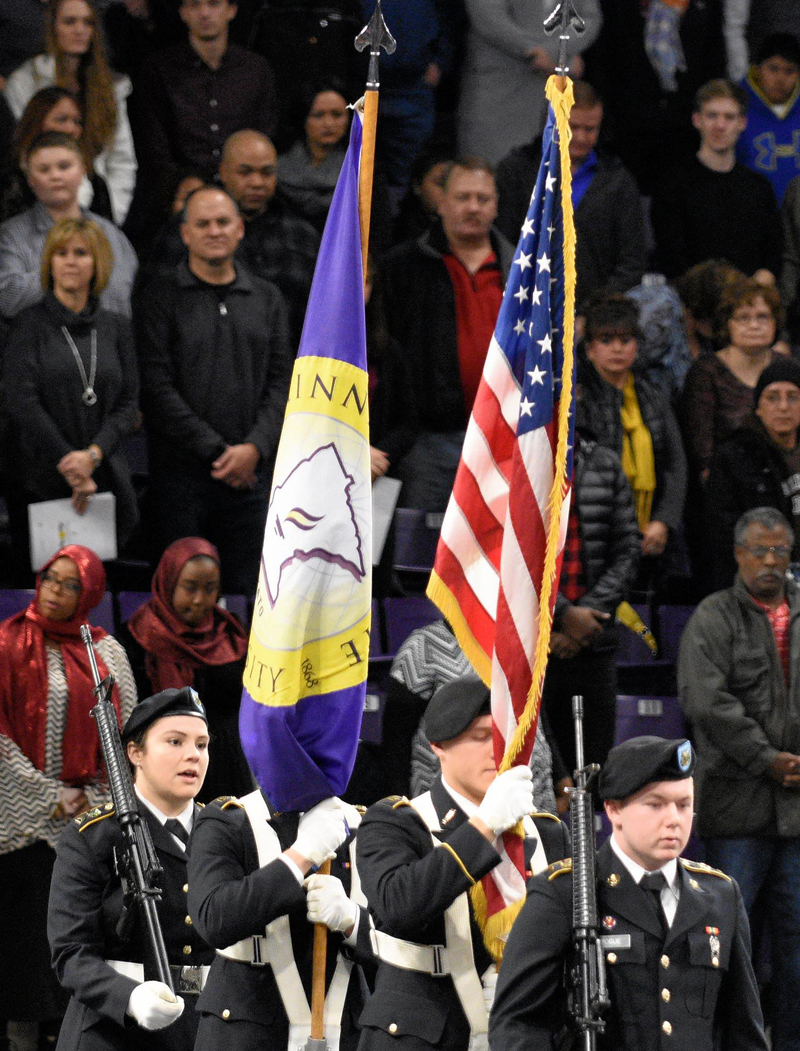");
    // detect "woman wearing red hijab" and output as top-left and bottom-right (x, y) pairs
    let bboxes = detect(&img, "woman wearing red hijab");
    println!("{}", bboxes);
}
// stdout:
(0, 543), (136, 1051)
(122, 538), (252, 802)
